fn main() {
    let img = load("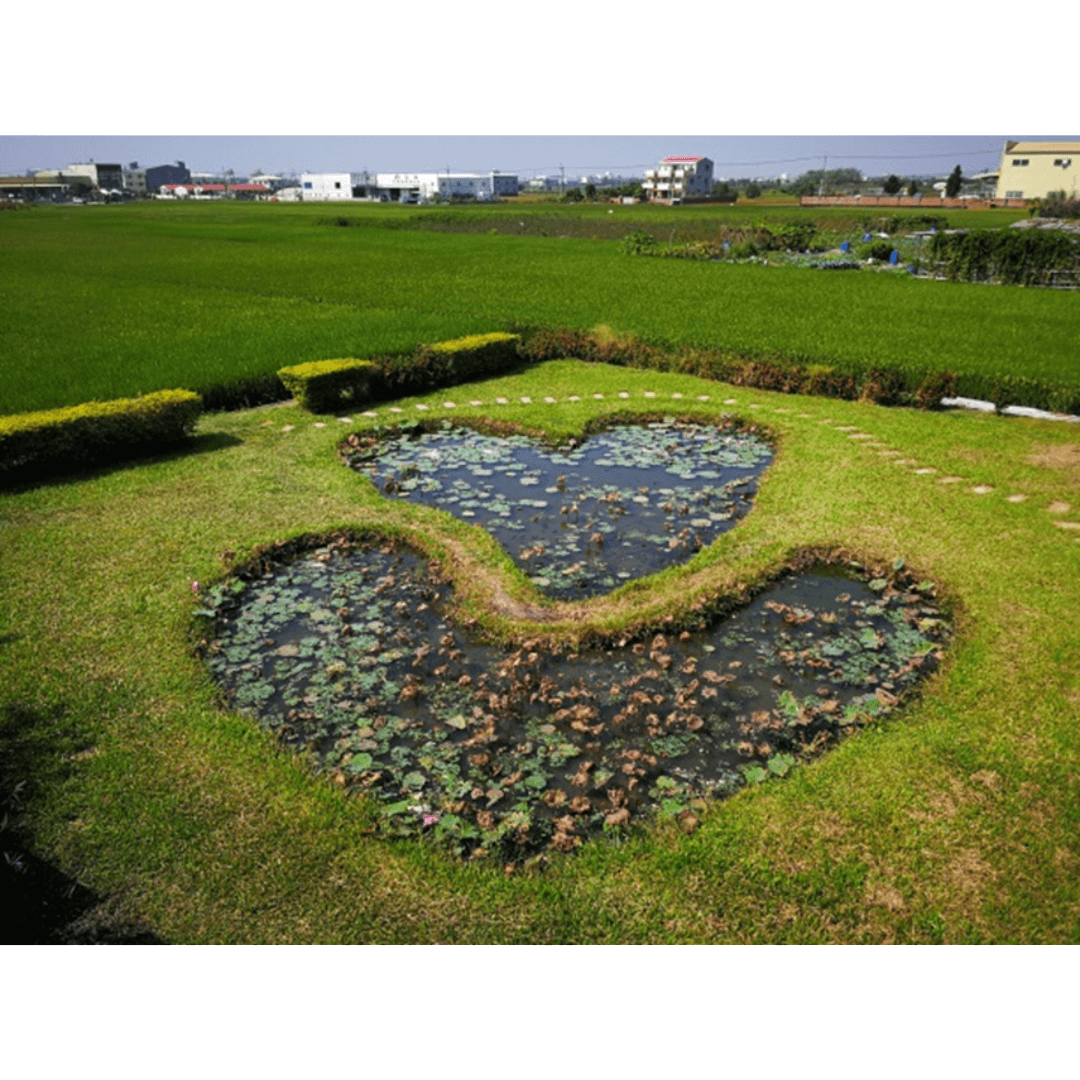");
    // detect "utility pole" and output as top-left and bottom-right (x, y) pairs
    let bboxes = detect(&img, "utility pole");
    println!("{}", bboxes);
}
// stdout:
(560, 163), (565, 194)
(818, 155), (827, 197)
